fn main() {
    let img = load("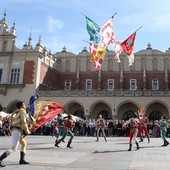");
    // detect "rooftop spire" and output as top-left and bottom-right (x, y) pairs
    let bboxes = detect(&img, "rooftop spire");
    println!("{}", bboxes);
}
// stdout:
(28, 28), (32, 48)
